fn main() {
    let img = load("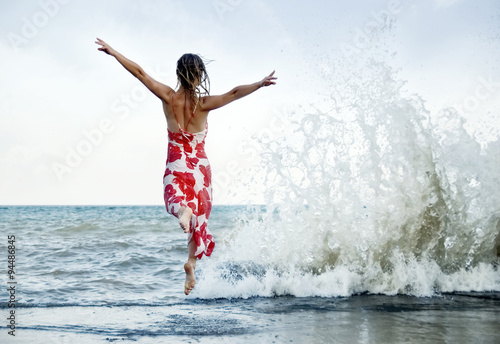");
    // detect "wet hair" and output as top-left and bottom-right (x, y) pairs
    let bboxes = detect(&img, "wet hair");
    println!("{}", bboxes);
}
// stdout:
(176, 53), (210, 106)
